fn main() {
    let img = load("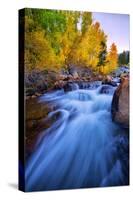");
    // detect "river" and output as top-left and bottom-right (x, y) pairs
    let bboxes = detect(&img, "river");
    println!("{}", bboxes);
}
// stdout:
(25, 81), (129, 191)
